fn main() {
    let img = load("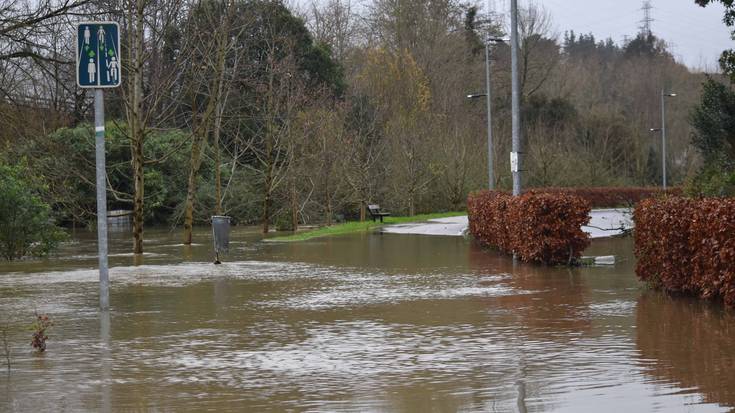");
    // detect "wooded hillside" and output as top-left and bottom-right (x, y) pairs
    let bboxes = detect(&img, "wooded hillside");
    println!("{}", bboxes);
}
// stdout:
(0, 0), (721, 249)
